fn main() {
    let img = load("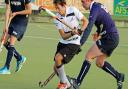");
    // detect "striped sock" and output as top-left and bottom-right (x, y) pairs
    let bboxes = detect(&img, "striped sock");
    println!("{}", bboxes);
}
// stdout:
(77, 60), (91, 85)
(102, 61), (120, 79)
